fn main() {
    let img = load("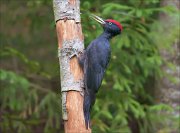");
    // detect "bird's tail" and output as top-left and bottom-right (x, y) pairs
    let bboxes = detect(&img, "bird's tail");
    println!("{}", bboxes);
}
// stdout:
(83, 90), (95, 129)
